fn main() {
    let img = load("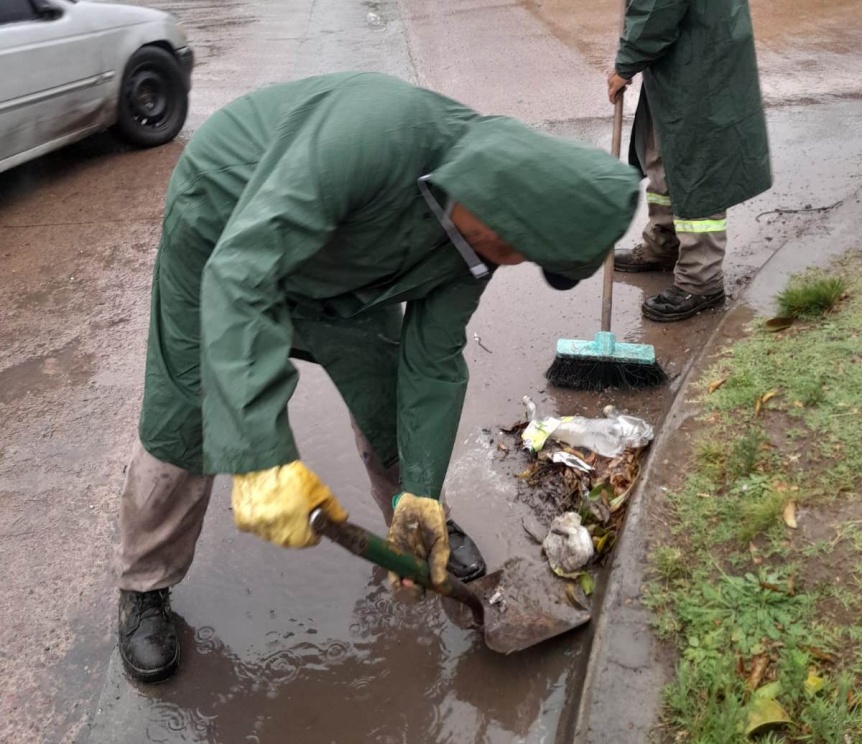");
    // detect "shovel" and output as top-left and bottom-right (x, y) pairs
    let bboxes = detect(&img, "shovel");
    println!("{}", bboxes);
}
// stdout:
(309, 509), (590, 654)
